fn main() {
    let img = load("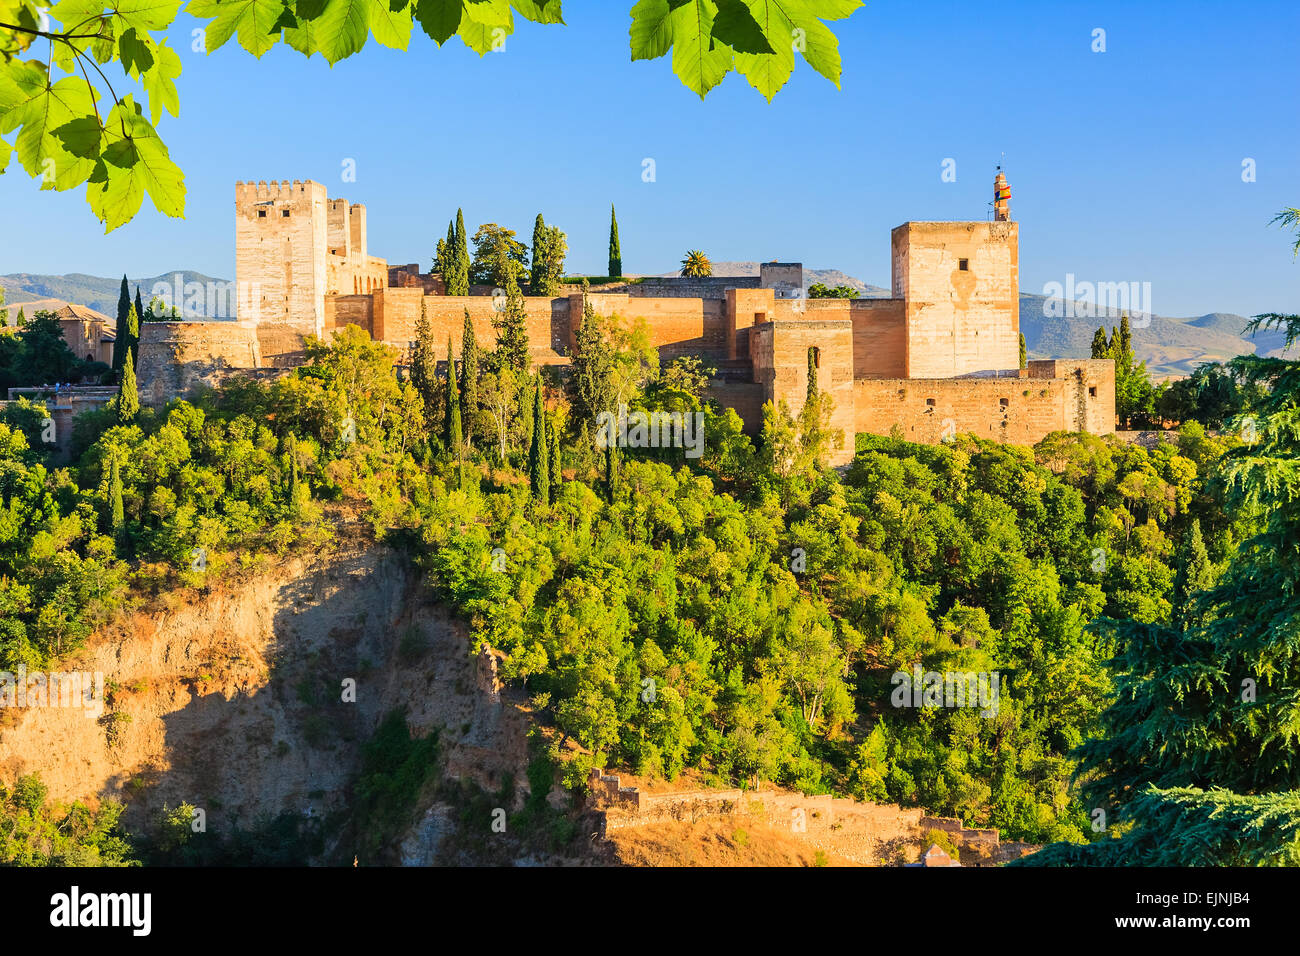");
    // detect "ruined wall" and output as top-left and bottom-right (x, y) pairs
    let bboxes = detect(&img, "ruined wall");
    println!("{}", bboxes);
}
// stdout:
(1029, 359), (1116, 434)
(630, 276), (761, 299)
(135, 321), (262, 407)
(893, 221), (1020, 378)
